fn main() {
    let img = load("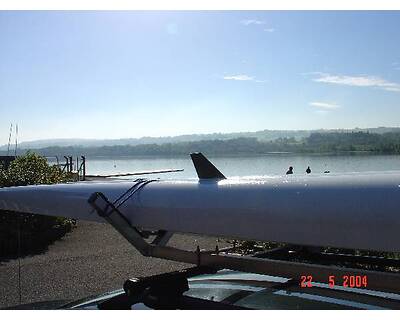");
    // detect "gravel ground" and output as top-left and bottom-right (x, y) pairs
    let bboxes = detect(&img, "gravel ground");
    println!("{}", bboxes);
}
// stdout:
(0, 221), (228, 309)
